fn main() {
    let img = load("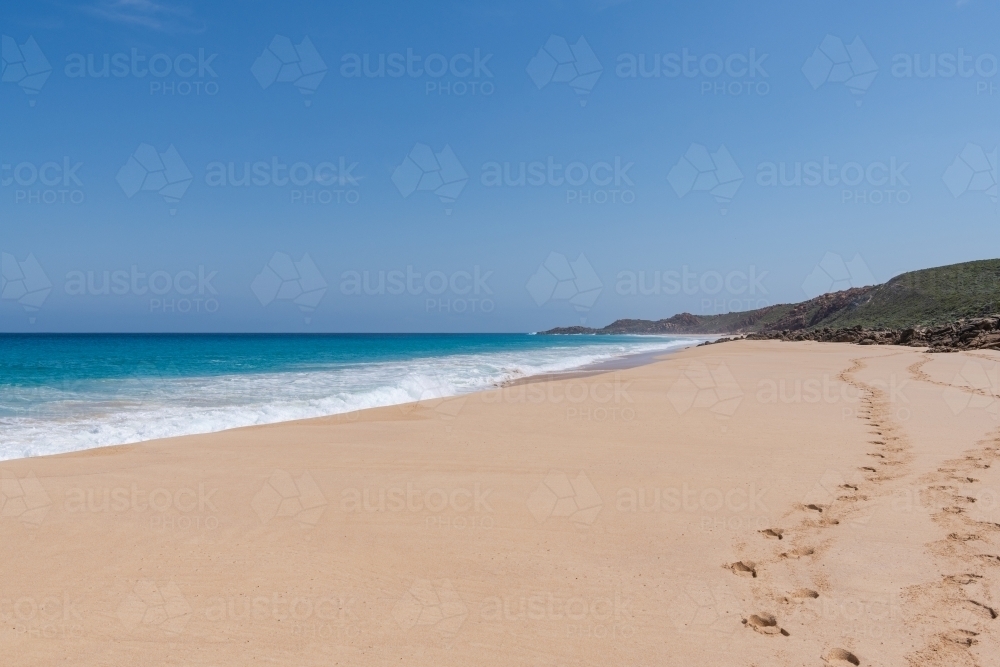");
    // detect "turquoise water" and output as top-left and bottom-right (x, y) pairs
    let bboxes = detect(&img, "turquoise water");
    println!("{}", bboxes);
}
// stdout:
(0, 333), (700, 459)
